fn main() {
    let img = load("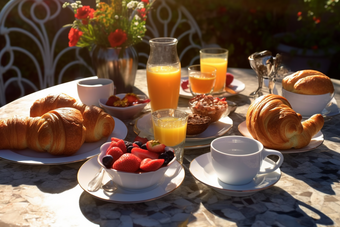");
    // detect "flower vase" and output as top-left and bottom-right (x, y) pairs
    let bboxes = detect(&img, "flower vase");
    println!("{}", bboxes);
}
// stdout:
(92, 46), (138, 94)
